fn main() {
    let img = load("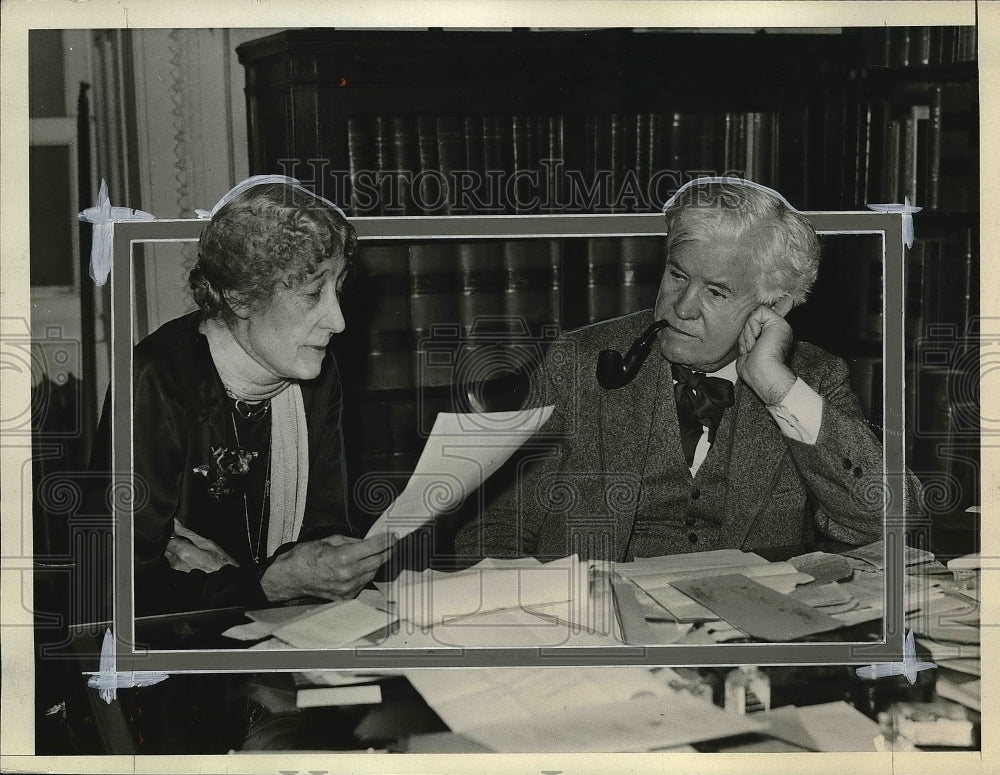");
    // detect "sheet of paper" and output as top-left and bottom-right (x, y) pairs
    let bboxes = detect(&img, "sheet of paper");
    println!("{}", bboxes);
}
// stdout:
(787, 551), (855, 583)
(789, 581), (853, 608)
(935, 674), (981, 712)
(295, 684), (383, 708)
(671, 574), (844, 641)
(620, 561), (808, 592)
(841, 539), (936, 571)
(387, 555), (586, 627)
(223, 602), (330, 641)
(795, 701), (880, 752)
(754, 705), (821, 751)
(616, 549), (768, 583)
(245, 603), (326, 626)
(461, 692), (765, 753)
(914, 637), (979, 661)
(365, 406), (554, 541)
(404, 666), (670, 733)
(936, 658), (981, 676)
(641, 584), (721, 622)
(270, 600), (397, 649)
(371, 605), (621, 649)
